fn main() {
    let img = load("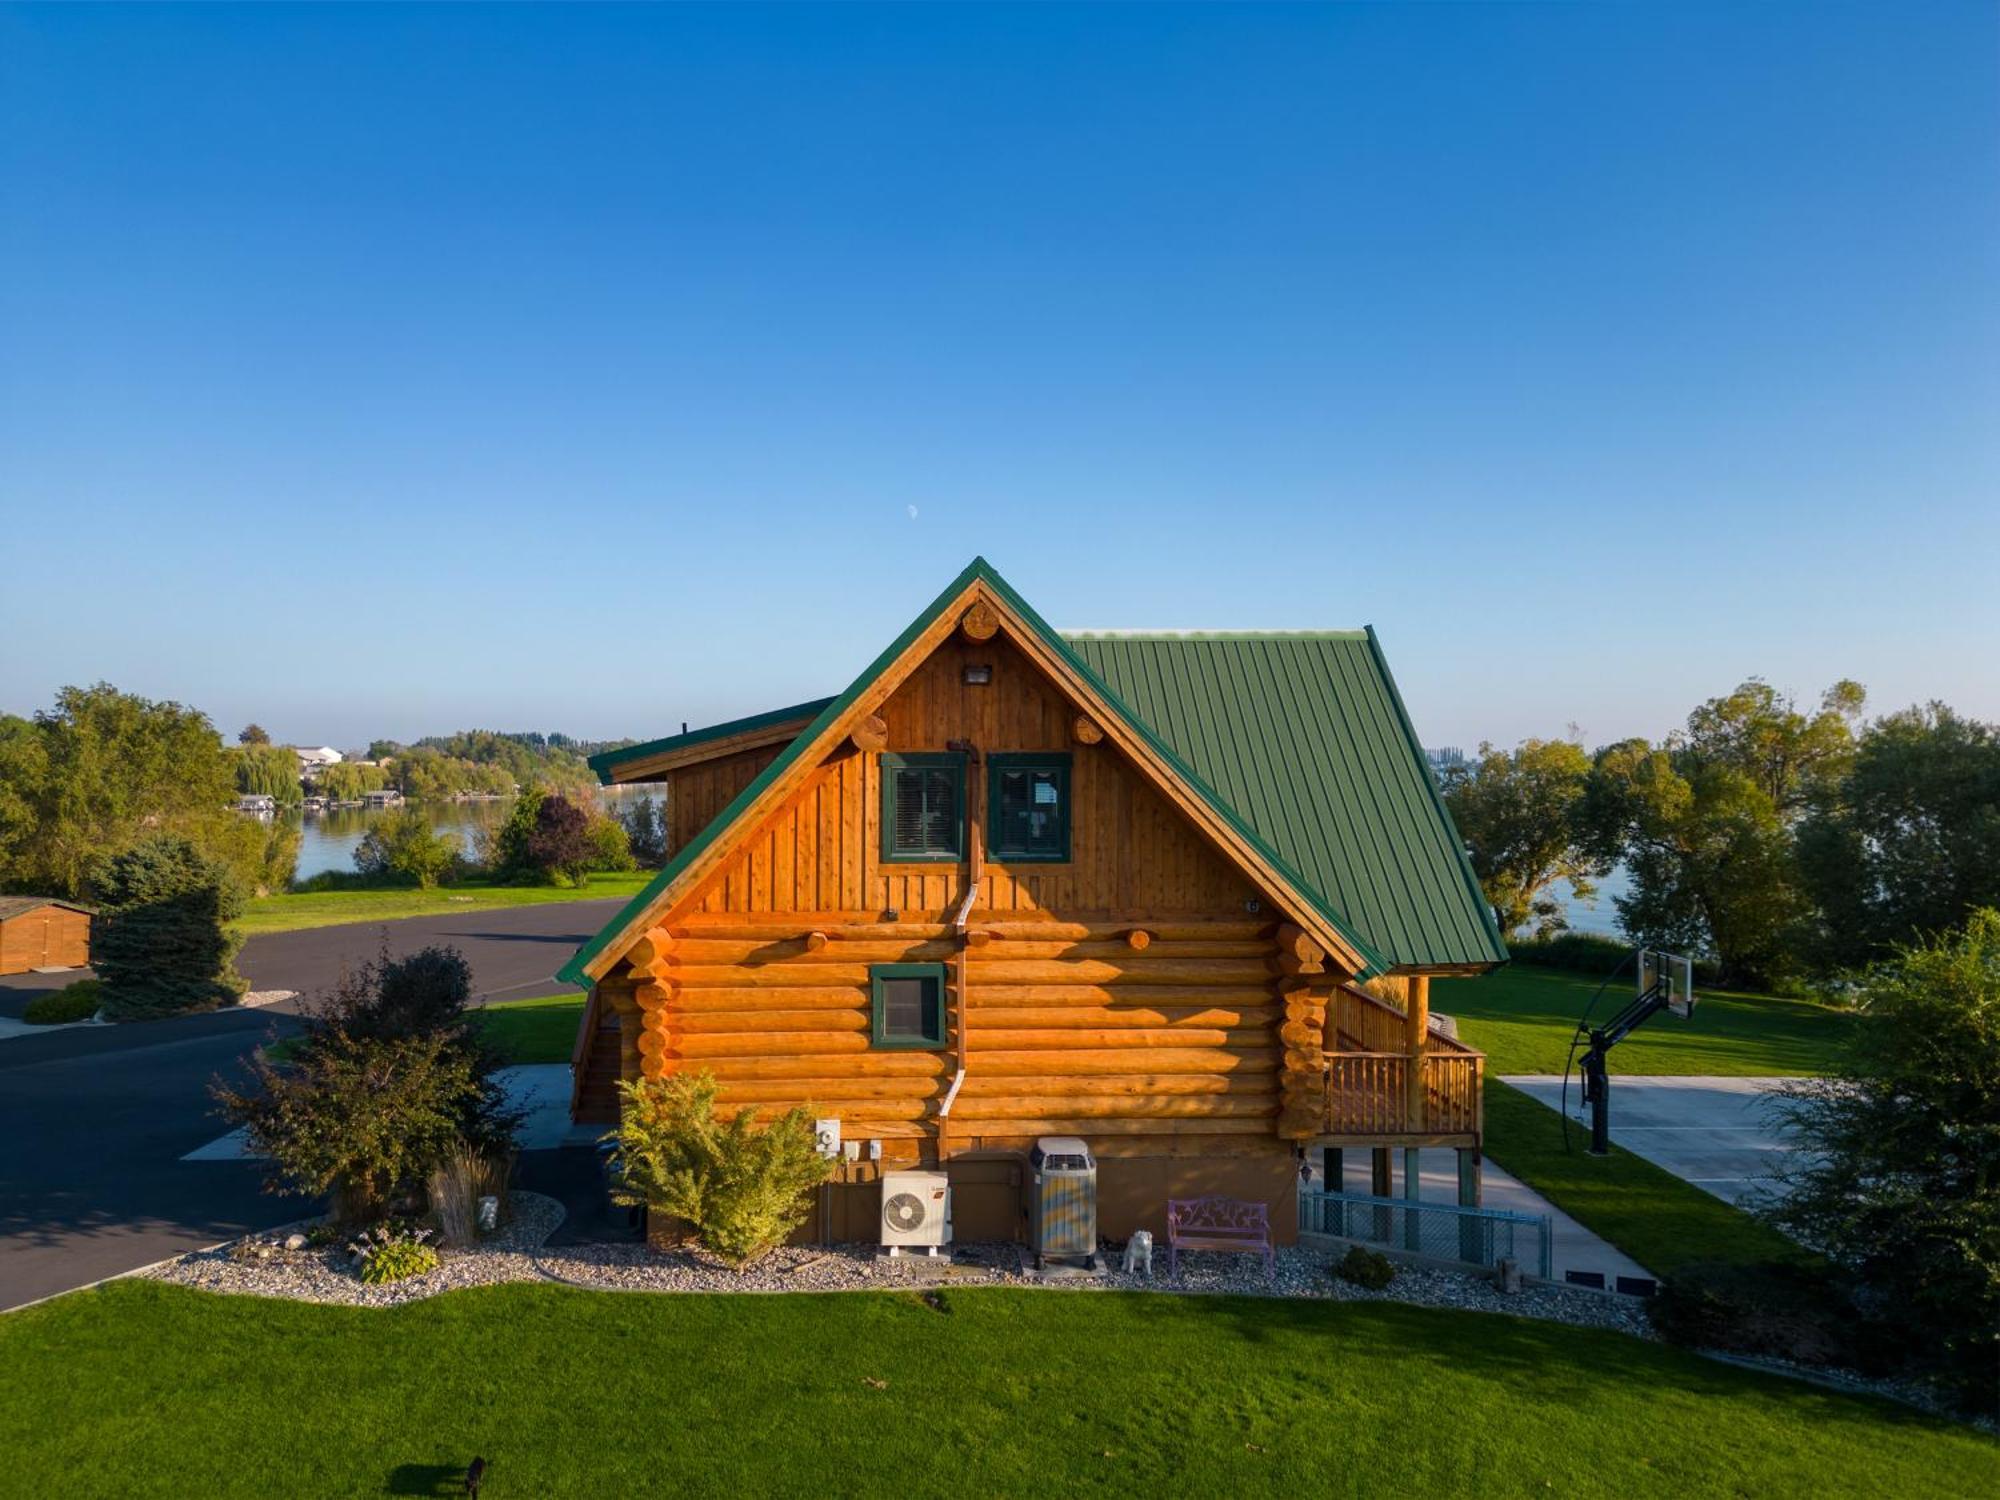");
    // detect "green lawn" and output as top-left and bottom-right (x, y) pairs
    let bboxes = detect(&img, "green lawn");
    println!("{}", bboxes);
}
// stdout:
(480, 993), (587, 1064)
(234, 871), (653, 936)
(1480, 1080), (1804, 1277)
(261, 992), (586, 1066)
(1, 1281), (1988, 1499)
(1437, 963), (1852, 1076)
